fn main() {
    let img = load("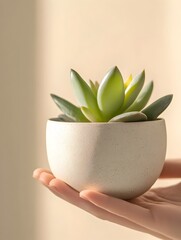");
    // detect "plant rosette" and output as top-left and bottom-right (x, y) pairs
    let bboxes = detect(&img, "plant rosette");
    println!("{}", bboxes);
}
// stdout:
(46, 66), (173, 199)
